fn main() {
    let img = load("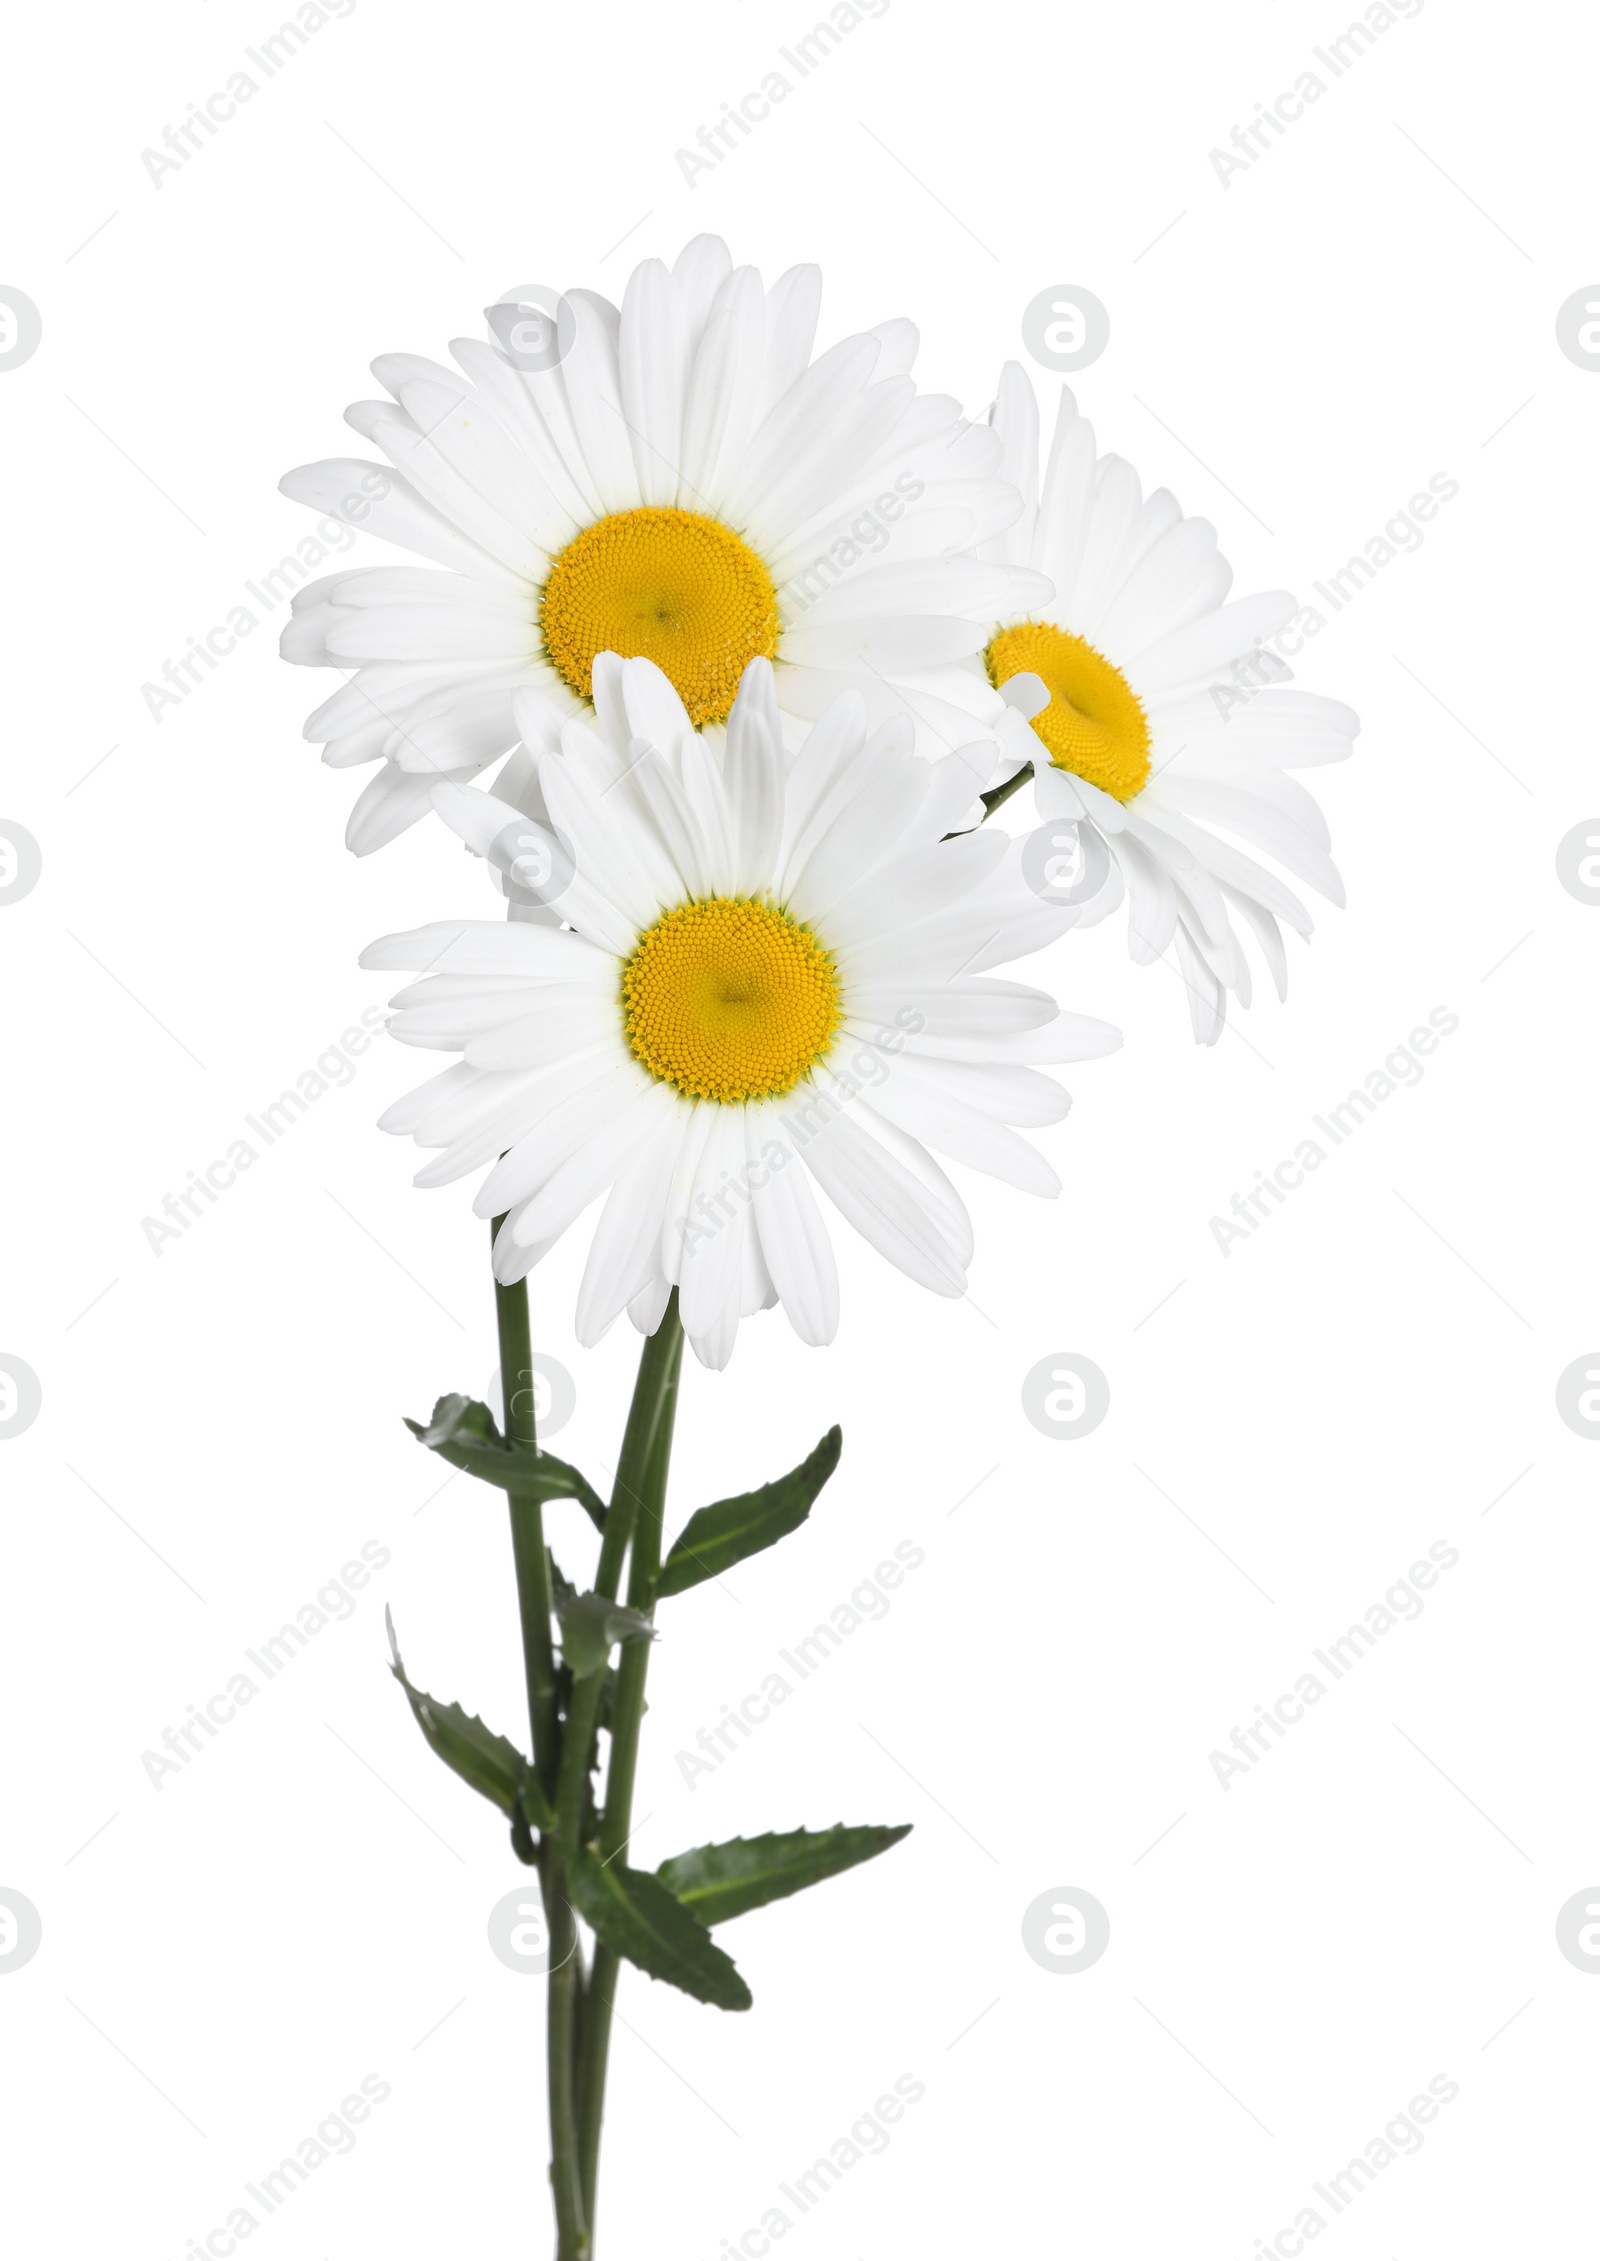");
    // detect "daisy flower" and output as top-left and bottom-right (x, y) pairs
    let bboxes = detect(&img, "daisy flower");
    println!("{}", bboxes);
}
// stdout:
(362, 656), (1118, 1370)
(280, 237), (1049, 855)
(977, 365), (1357, 1044)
